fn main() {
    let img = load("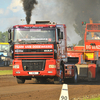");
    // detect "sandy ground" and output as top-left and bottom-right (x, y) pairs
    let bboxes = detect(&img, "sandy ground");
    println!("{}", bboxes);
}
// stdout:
(0, 67), (100, 100)
(0, 66), (12, 70)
